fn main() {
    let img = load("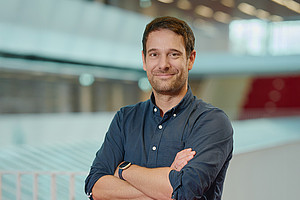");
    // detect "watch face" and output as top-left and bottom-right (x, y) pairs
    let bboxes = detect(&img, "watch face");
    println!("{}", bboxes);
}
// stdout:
(119, 161), (131, 169)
